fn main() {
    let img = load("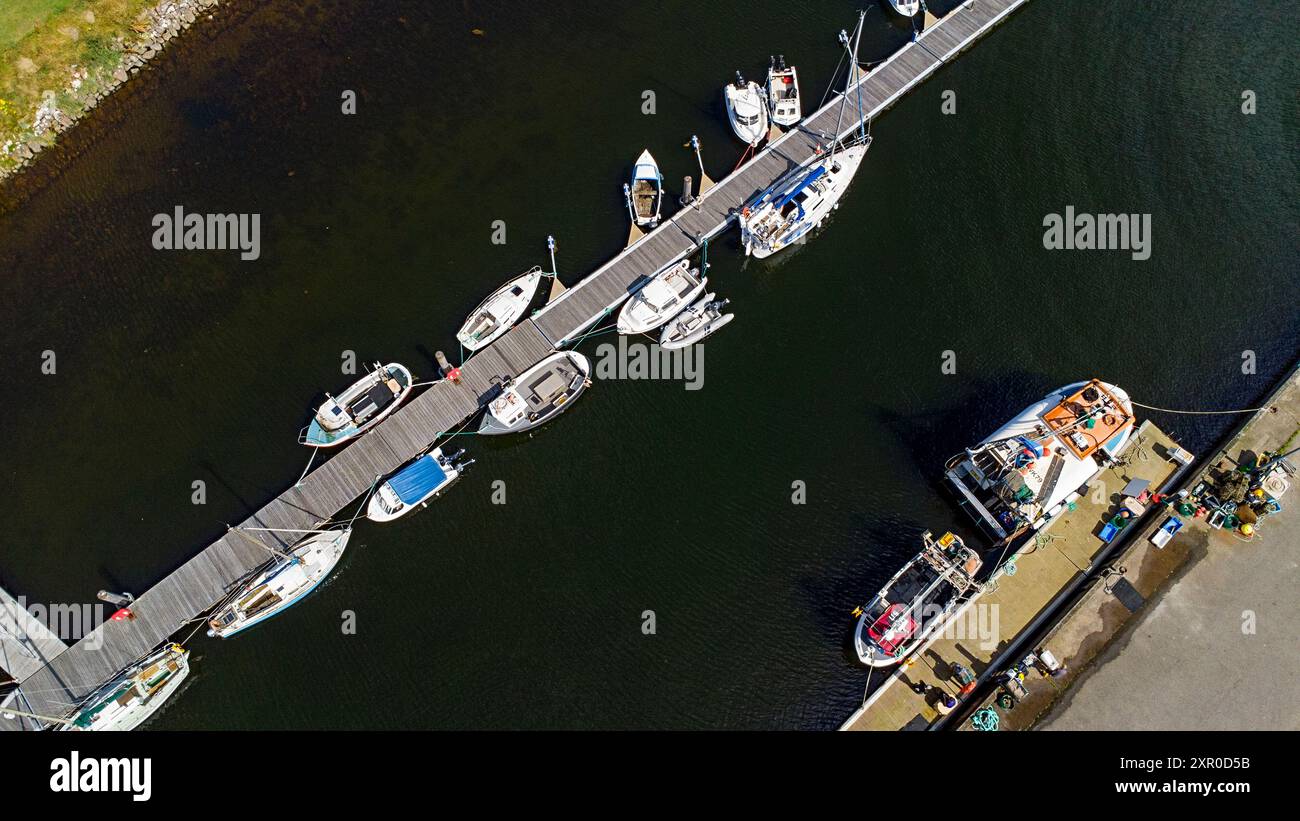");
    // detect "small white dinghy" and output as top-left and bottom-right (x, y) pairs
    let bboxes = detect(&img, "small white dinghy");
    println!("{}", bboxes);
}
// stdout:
(625, 149), (663, 228)
(456, 267), (543, 352)
(617, 260), (707, 335)
(300, 363), (413, 447)
(207, 527), (352, 638)
(479, 351), (592, 435)
(766, 56), (801, 127)
(889, 0), (921, 16)
(659, 292), (734, 350)
(367, 446), (474, 522)
(723, 72), (769, 147)
(61, 644), (190, 731)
